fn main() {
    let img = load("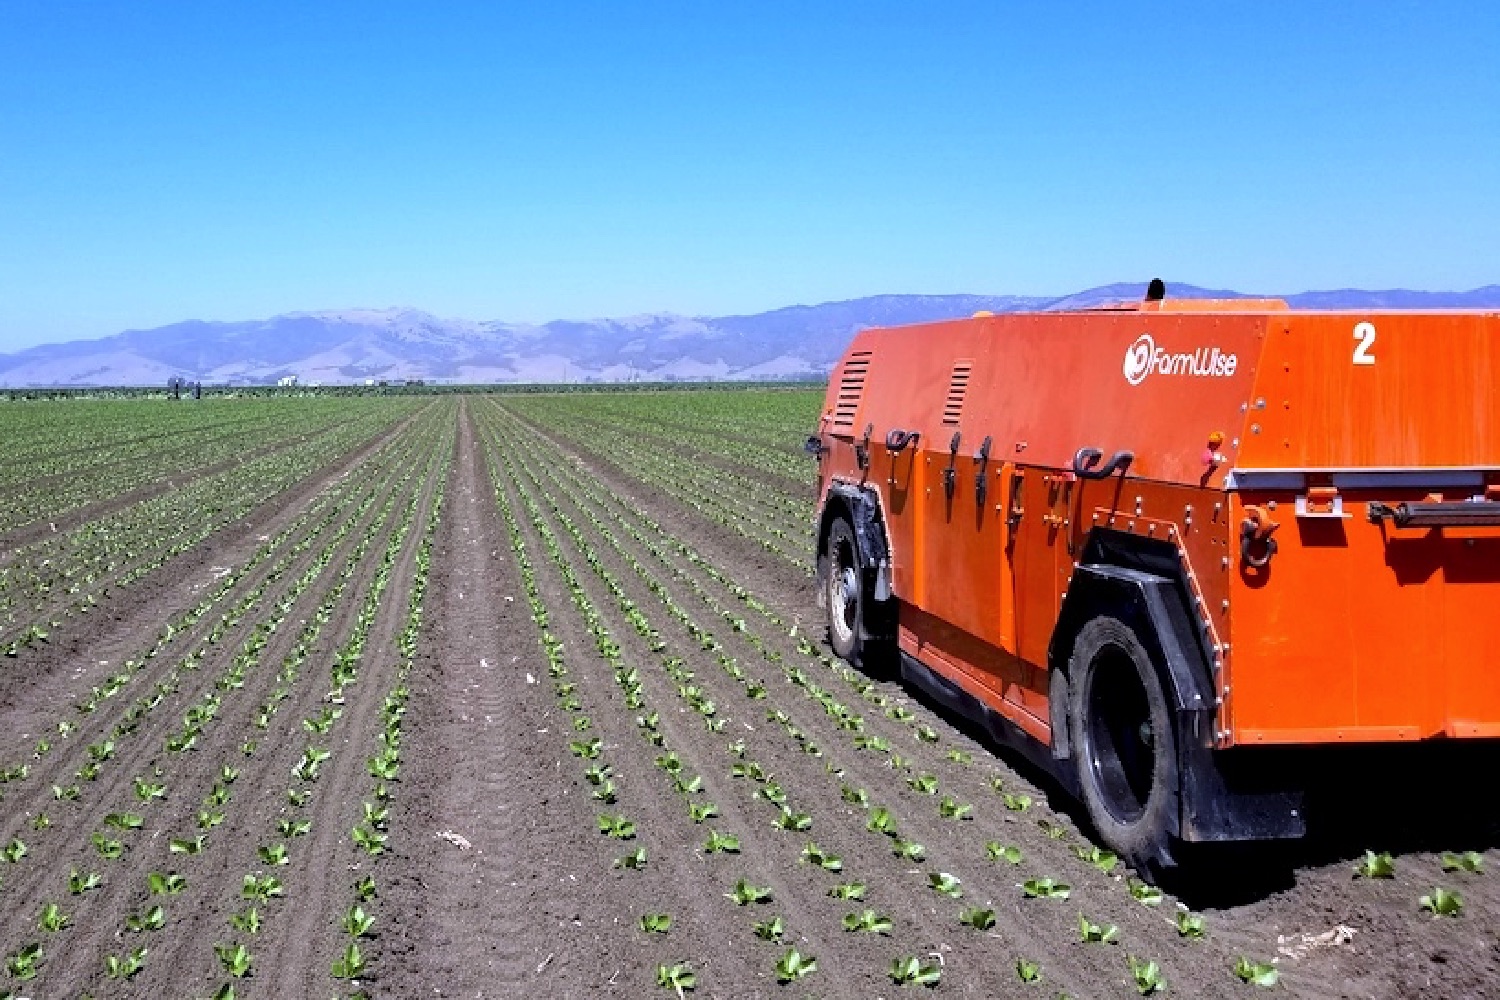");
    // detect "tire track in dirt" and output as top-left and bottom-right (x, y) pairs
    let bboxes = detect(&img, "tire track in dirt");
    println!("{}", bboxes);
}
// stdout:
(381, 400), (650, 997)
